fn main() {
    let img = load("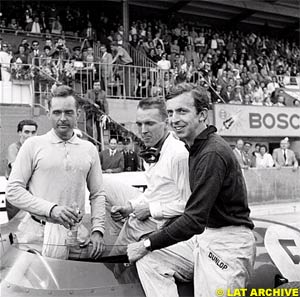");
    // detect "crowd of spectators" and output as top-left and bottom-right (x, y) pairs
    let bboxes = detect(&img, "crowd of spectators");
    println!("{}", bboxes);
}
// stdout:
(232, 138), (299, 170)
(0, 1), (299, 106)
(127, 19), (300, 106)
